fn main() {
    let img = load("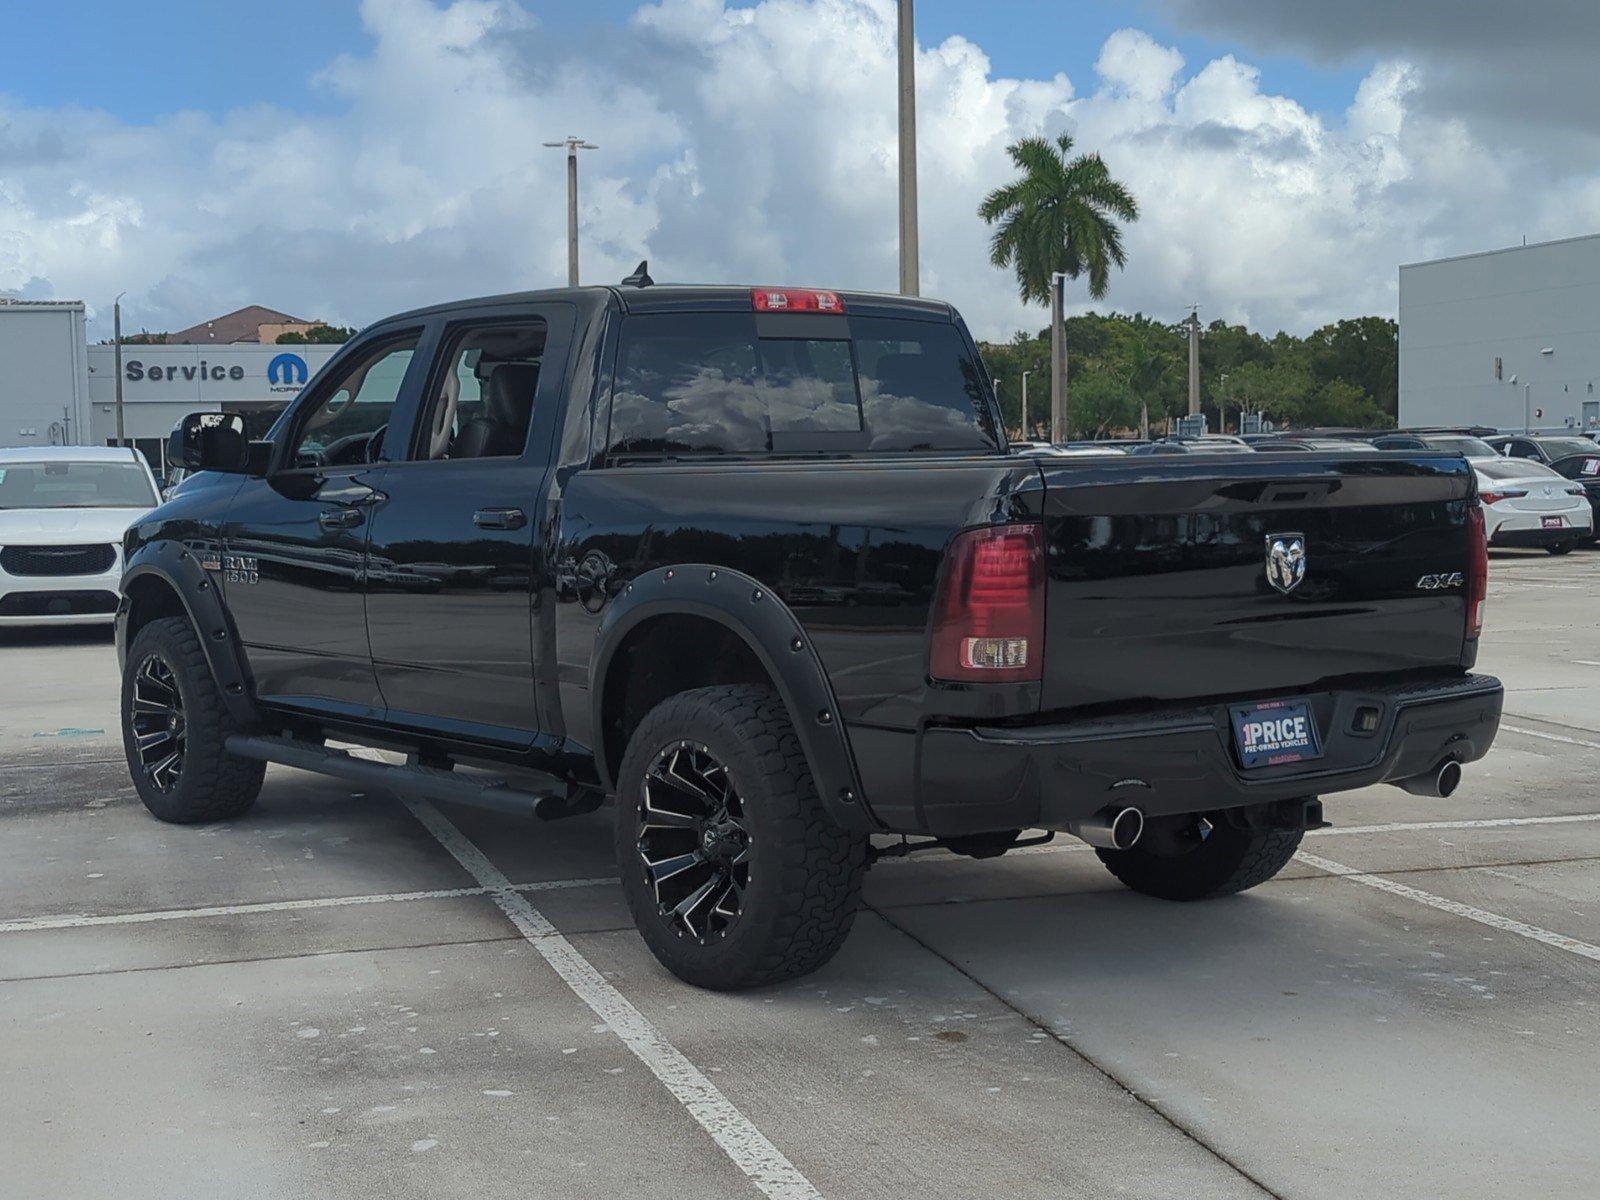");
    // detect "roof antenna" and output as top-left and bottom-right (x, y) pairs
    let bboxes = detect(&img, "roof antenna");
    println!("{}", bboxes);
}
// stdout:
(621, 260), (654, 287)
